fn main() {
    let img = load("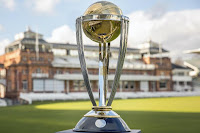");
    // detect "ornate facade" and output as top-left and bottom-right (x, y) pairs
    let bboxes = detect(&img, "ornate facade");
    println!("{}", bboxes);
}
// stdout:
(0, 28), (184, 99)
